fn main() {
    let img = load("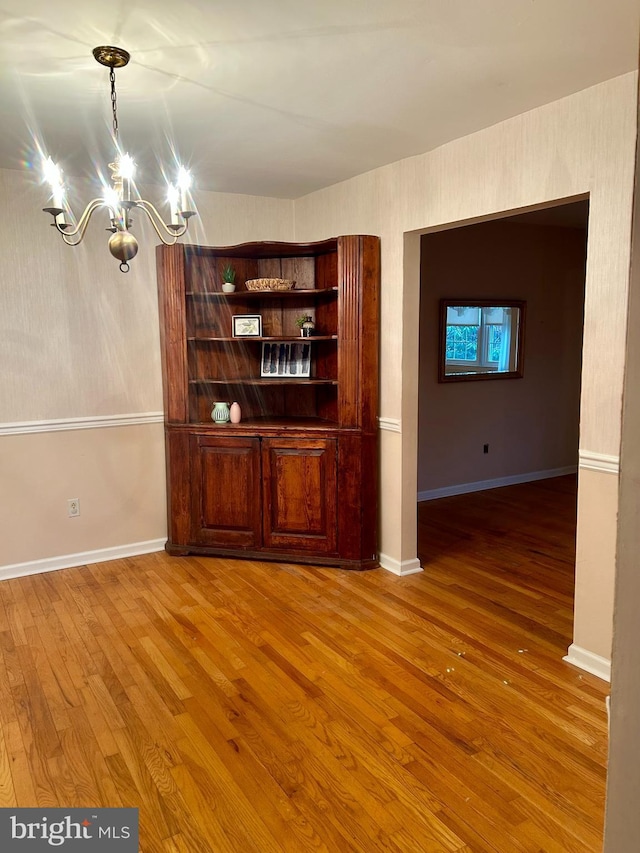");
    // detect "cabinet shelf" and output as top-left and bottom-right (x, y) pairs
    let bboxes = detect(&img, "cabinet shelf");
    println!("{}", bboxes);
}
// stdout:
(187, 335), (337, 343)
(186, 288), (338, 300)
(187, 416), (340, 430)
(190, 378), (338, 386)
